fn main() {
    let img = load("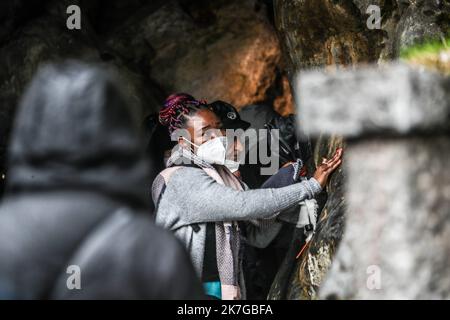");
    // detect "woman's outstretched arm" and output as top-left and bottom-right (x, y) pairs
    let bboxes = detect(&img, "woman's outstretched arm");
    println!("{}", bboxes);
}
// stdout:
(166, 167), (322, 225)
(156, 148), (342, 229)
